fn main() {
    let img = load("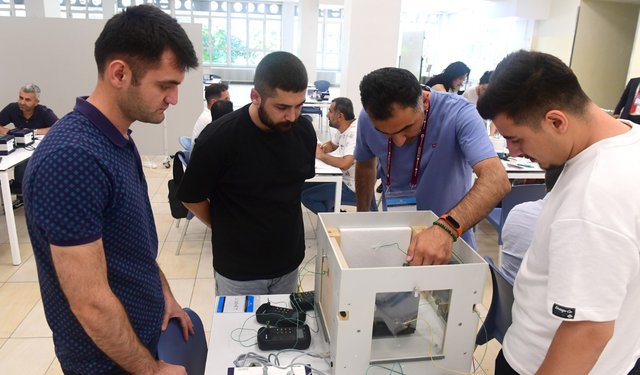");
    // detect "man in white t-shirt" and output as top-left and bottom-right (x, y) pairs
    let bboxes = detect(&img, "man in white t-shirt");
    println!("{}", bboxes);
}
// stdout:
(478, 50), (640, 375)
(301, 97), (375, 213)
(191, 83), (230, 142)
